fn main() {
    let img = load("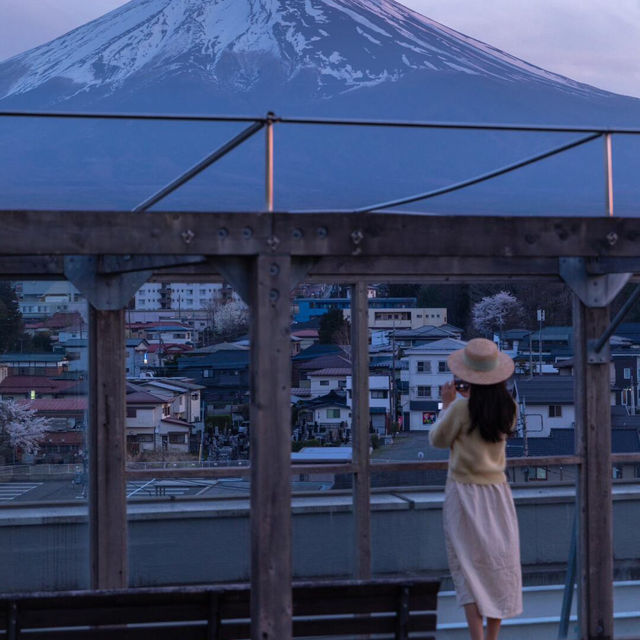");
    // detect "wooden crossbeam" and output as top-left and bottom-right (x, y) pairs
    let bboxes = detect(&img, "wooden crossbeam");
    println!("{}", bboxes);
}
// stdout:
(1, 212), (640, 259)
